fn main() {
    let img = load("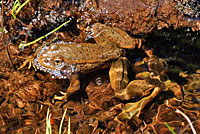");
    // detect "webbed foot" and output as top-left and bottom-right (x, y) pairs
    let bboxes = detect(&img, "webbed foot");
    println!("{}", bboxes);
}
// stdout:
(17, 55), (36, 70)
